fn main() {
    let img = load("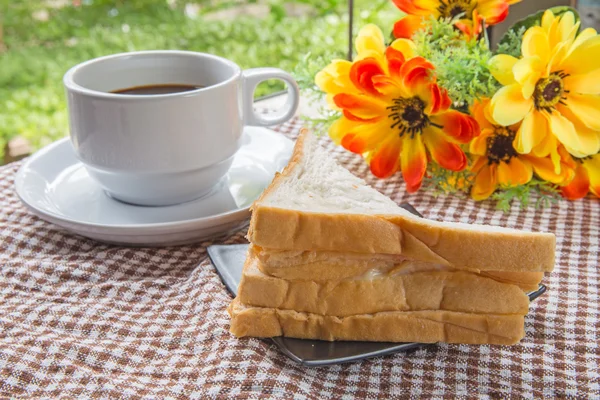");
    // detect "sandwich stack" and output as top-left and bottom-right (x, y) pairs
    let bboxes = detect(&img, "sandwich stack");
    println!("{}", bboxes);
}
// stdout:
(228, 131), (555, 345)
